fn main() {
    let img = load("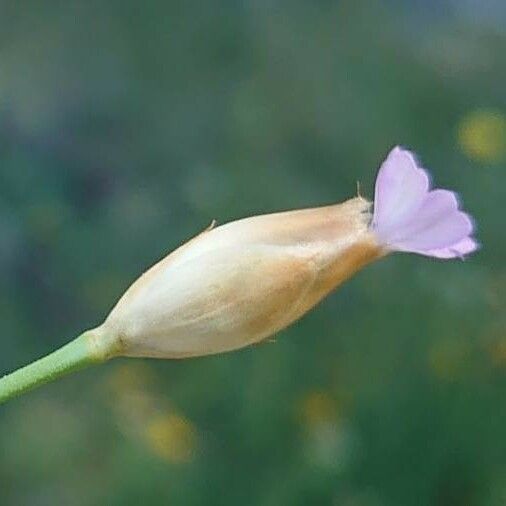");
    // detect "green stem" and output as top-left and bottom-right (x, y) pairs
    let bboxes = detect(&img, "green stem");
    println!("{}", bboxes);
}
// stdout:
(0, 327), (118, 405)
